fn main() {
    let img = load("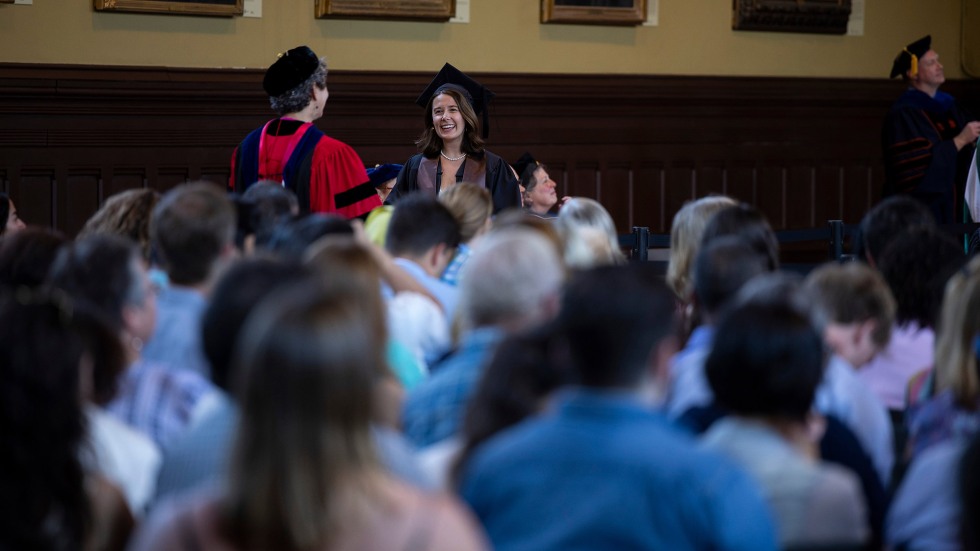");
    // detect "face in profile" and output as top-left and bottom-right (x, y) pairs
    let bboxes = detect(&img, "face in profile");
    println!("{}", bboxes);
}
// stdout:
(376, 178), (397, 202)
(526, 168), (558, 211)
(5, 200), (25, 236)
